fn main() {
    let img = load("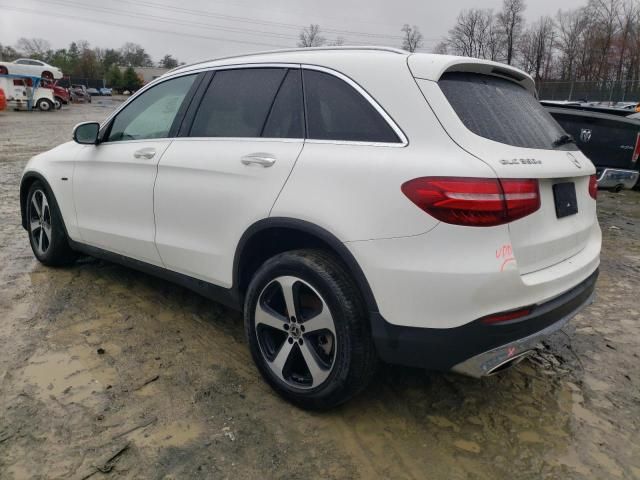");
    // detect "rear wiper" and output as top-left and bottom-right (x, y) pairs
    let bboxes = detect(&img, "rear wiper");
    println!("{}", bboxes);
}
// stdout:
(552, 134), (576, 147)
